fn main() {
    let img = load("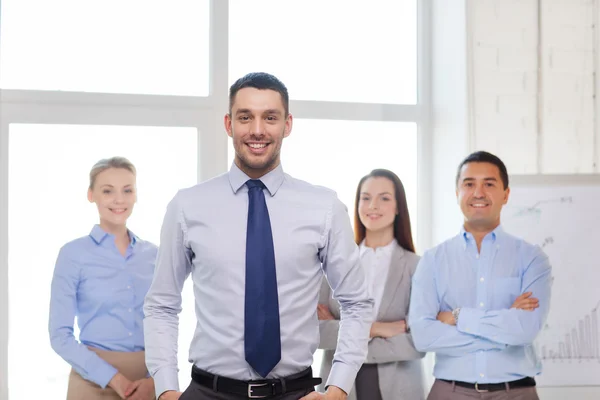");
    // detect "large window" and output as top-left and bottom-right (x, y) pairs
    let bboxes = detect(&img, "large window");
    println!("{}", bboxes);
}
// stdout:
(0, 1), (426, 398)
(0, 0), (210, 96)
(229, 0), (418, 104)
(7, 124), (198, 399)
